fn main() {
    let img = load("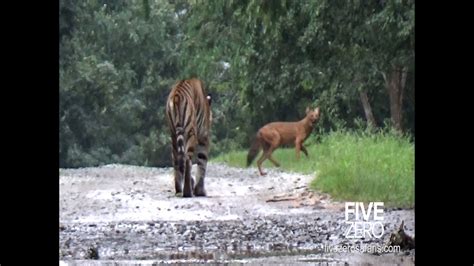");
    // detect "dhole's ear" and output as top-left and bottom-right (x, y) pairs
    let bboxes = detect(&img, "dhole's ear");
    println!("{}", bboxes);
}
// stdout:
(314, 107), (320, 114)
(306, 107), (311, 114)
